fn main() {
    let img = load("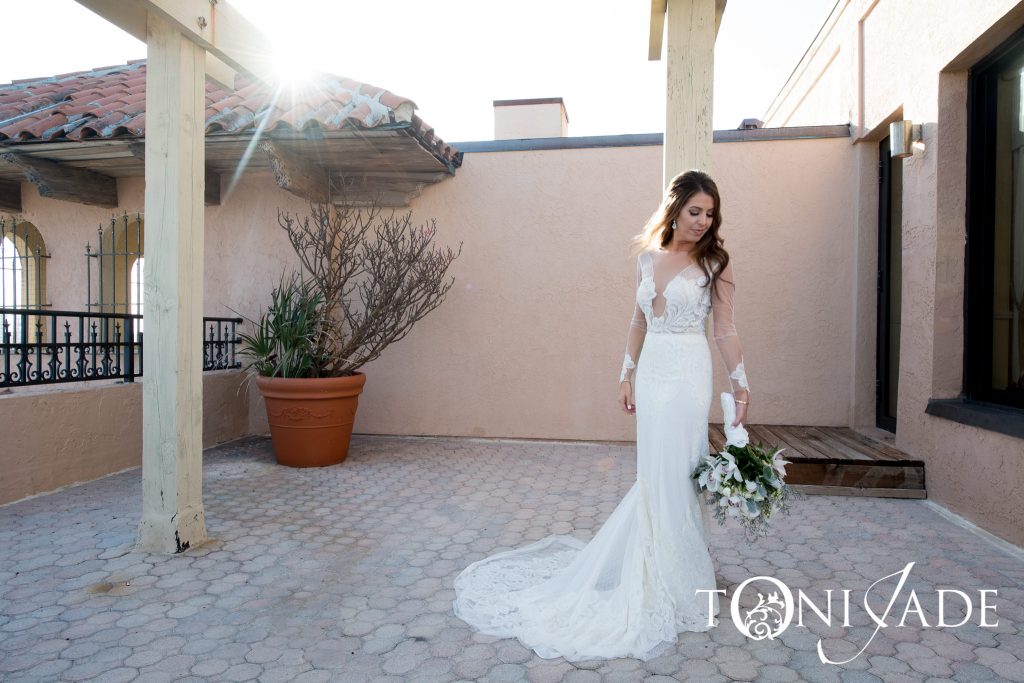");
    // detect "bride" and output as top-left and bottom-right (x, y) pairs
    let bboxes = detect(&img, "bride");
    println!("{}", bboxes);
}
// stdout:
(452, 170), (750, 661)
